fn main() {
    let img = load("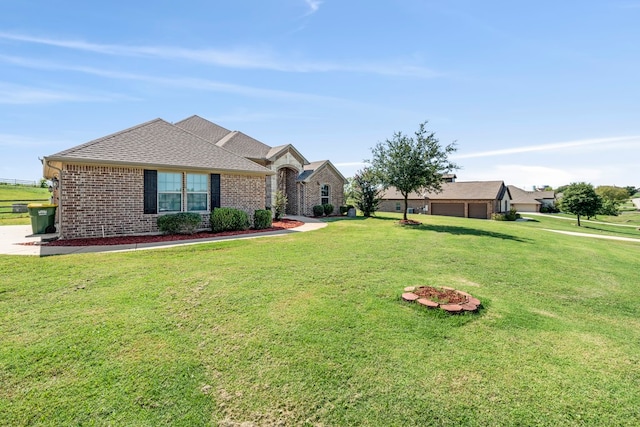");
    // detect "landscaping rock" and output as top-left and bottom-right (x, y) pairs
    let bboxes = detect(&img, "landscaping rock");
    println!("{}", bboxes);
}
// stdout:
(417, 298), (439, 308)
(460, 303), (478, 311)
(404, 286), (416, 292)
(440, 304), (464, 313)
(401, 292), (420, 302)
